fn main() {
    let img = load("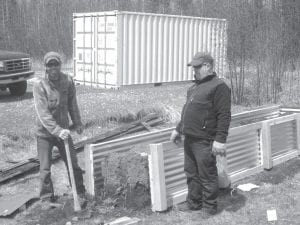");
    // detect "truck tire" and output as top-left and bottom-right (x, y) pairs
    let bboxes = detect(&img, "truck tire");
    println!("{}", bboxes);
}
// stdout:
(9, 81), (27, 96)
